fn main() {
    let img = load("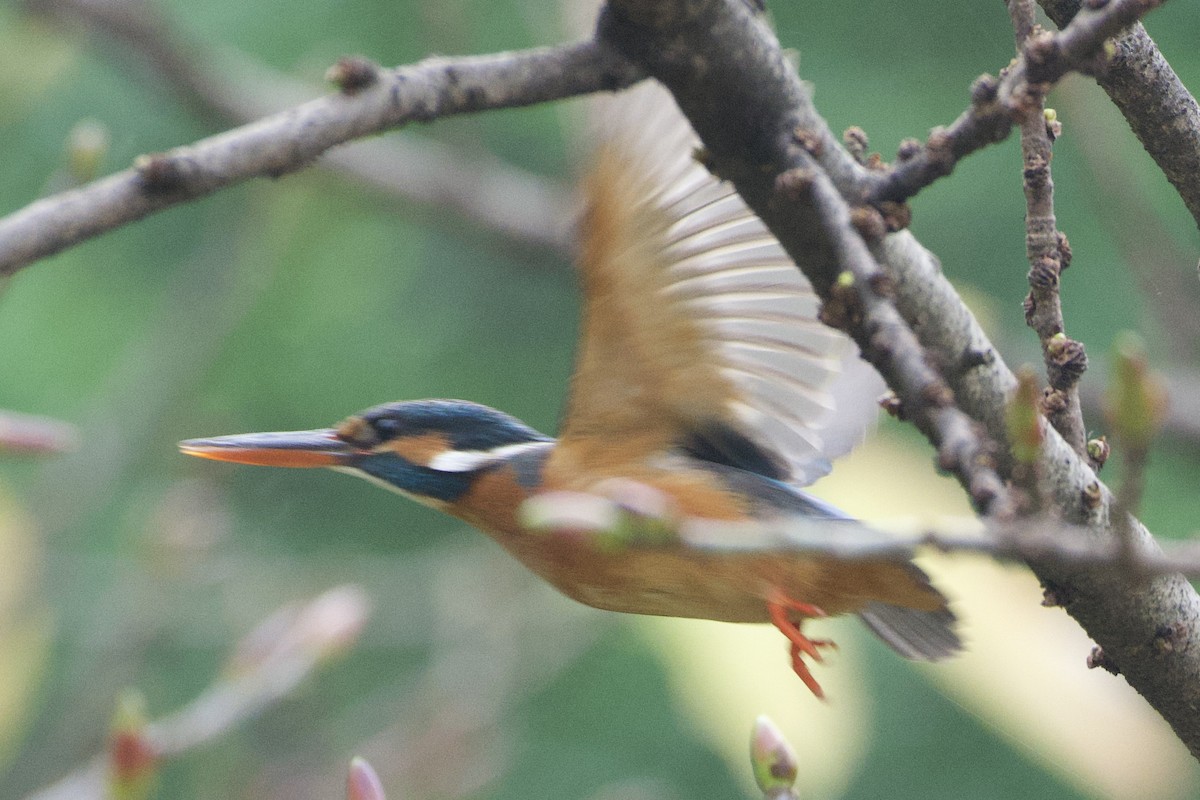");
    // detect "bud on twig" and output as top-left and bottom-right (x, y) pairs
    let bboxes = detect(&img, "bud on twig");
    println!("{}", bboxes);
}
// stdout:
(326, 56), (380, 94)
(107, 690), (158, 800)
(347, 756), (387, 800)
(750, 715), (800, 799)
(1086, 436), (1110, 469)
